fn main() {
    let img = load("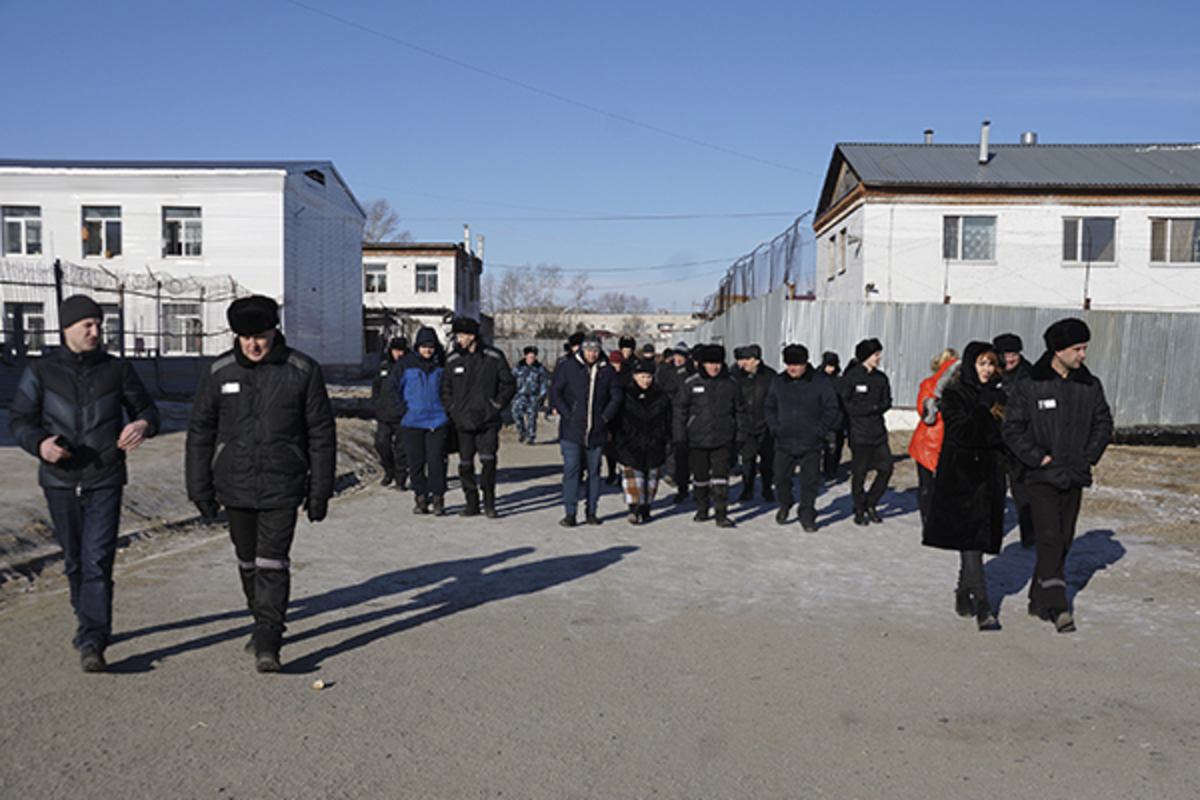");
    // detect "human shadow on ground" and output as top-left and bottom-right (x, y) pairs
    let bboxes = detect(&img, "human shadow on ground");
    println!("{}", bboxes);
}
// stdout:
(106, 545), (636, 674)
(983, 528), (1126, 616)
